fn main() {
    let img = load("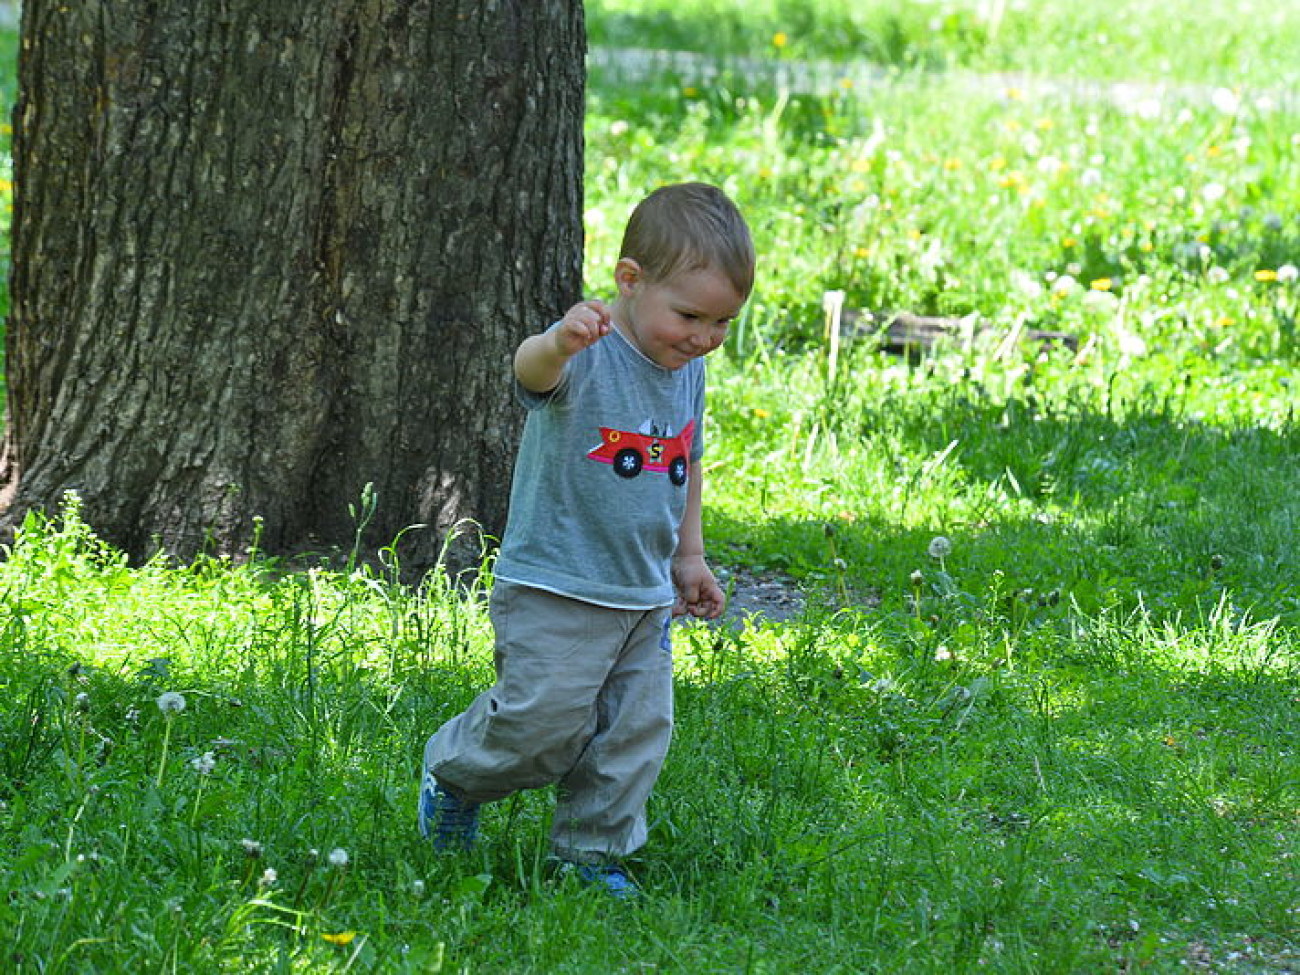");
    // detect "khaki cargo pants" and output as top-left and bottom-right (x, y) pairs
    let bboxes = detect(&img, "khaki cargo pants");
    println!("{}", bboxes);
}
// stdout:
(424, 580), (674, 863)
